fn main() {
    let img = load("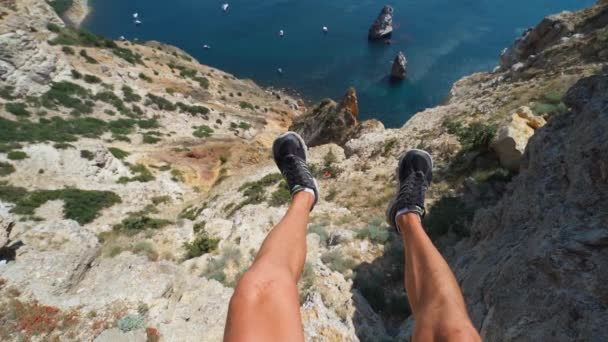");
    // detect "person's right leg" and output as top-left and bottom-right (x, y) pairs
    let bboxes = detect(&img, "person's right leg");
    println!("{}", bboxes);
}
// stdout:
(387, 150), (480, 341)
